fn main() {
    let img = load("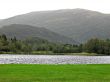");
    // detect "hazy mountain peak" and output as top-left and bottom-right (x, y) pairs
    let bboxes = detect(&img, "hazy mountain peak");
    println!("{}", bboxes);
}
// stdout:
(0, 9), (110, 43)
